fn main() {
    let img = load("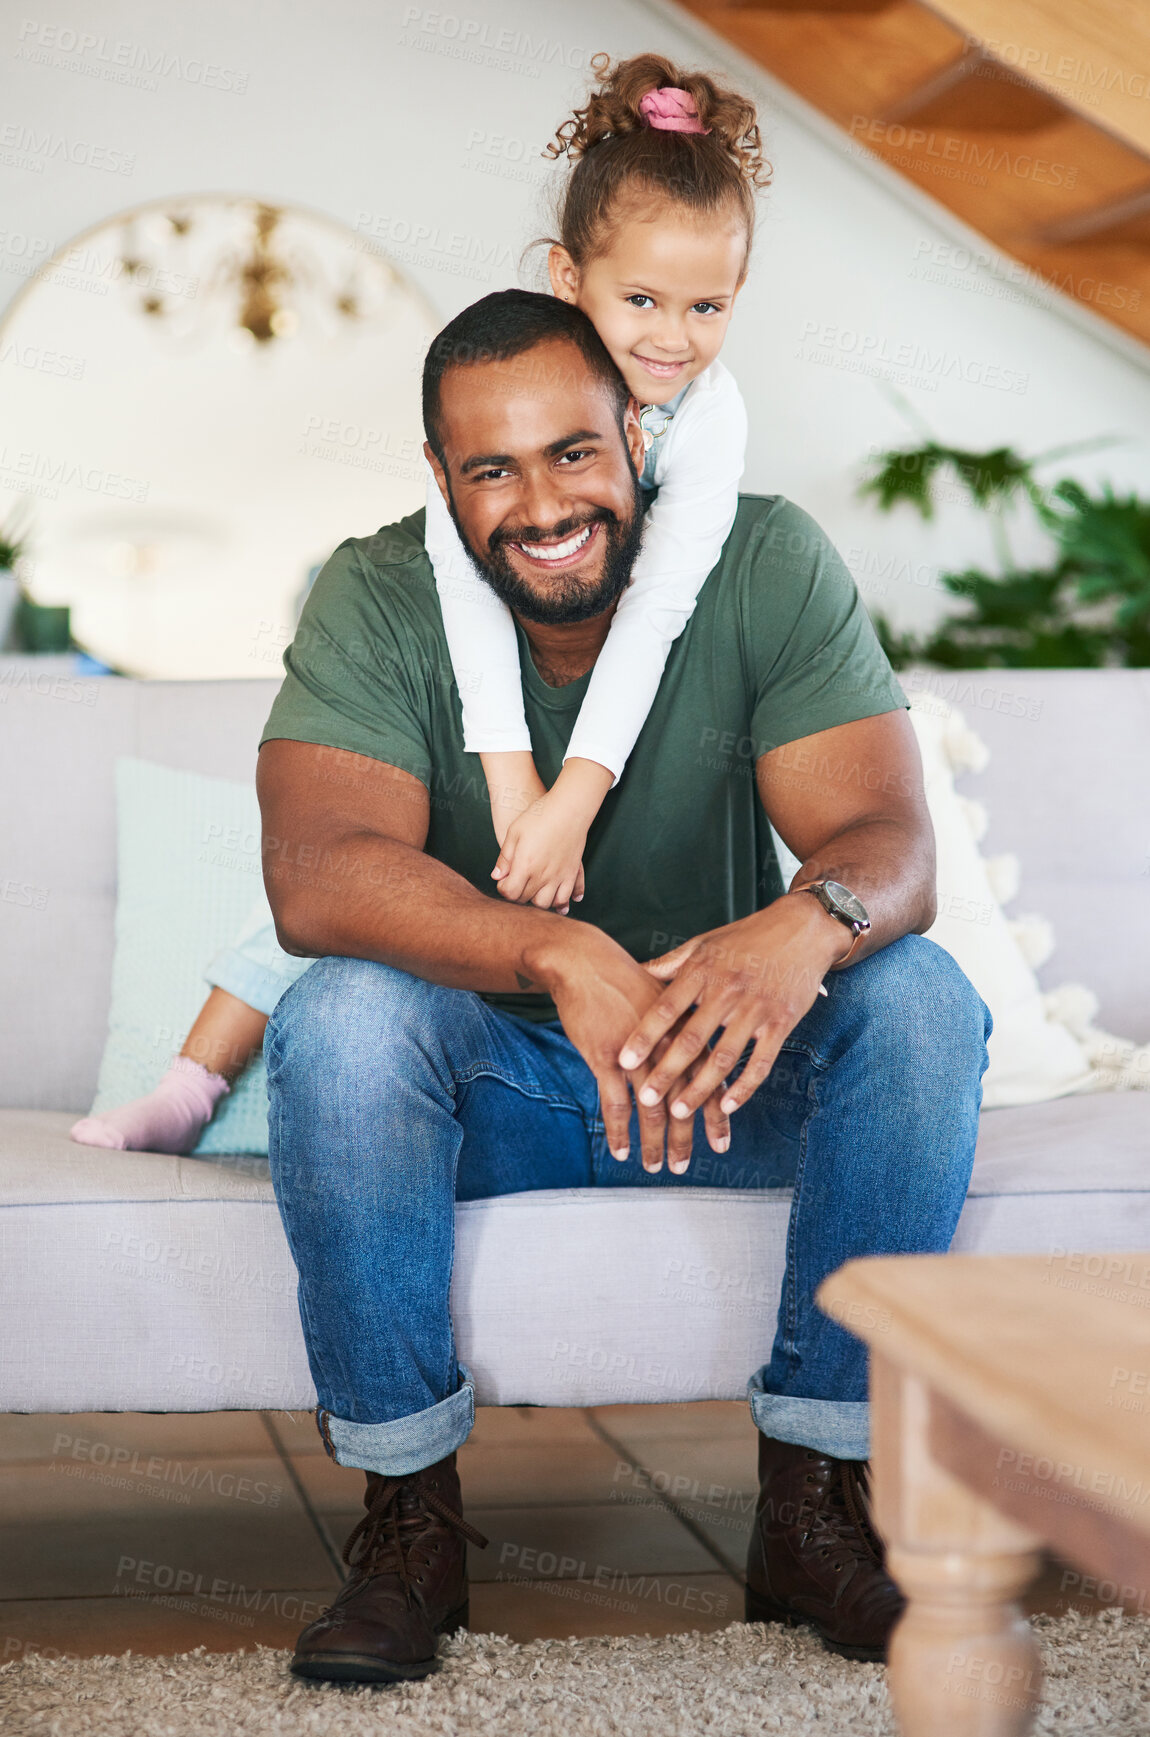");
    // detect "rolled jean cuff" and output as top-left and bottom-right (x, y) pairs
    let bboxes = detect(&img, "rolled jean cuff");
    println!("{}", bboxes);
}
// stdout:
(748, 1375), (869, 1461)
(318, 1369), (476, 1476)
(205, 946), (310, 1018)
